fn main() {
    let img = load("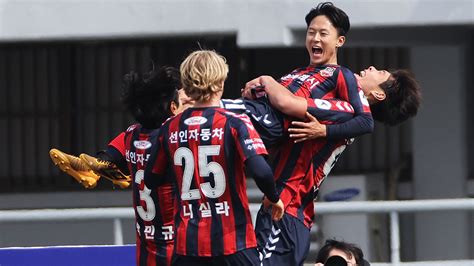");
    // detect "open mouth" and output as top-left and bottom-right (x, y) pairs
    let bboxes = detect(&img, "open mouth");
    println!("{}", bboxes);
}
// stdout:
(359, 70), (366, 77)
(312, 46), (323, 55)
